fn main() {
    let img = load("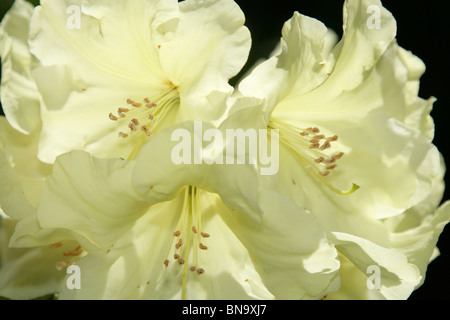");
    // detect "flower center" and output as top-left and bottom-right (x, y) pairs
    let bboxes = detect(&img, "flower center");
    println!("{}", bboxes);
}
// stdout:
(162, 185), (210, 299)
(269, 118), (359, 195)
(108, 87), (179, 160)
